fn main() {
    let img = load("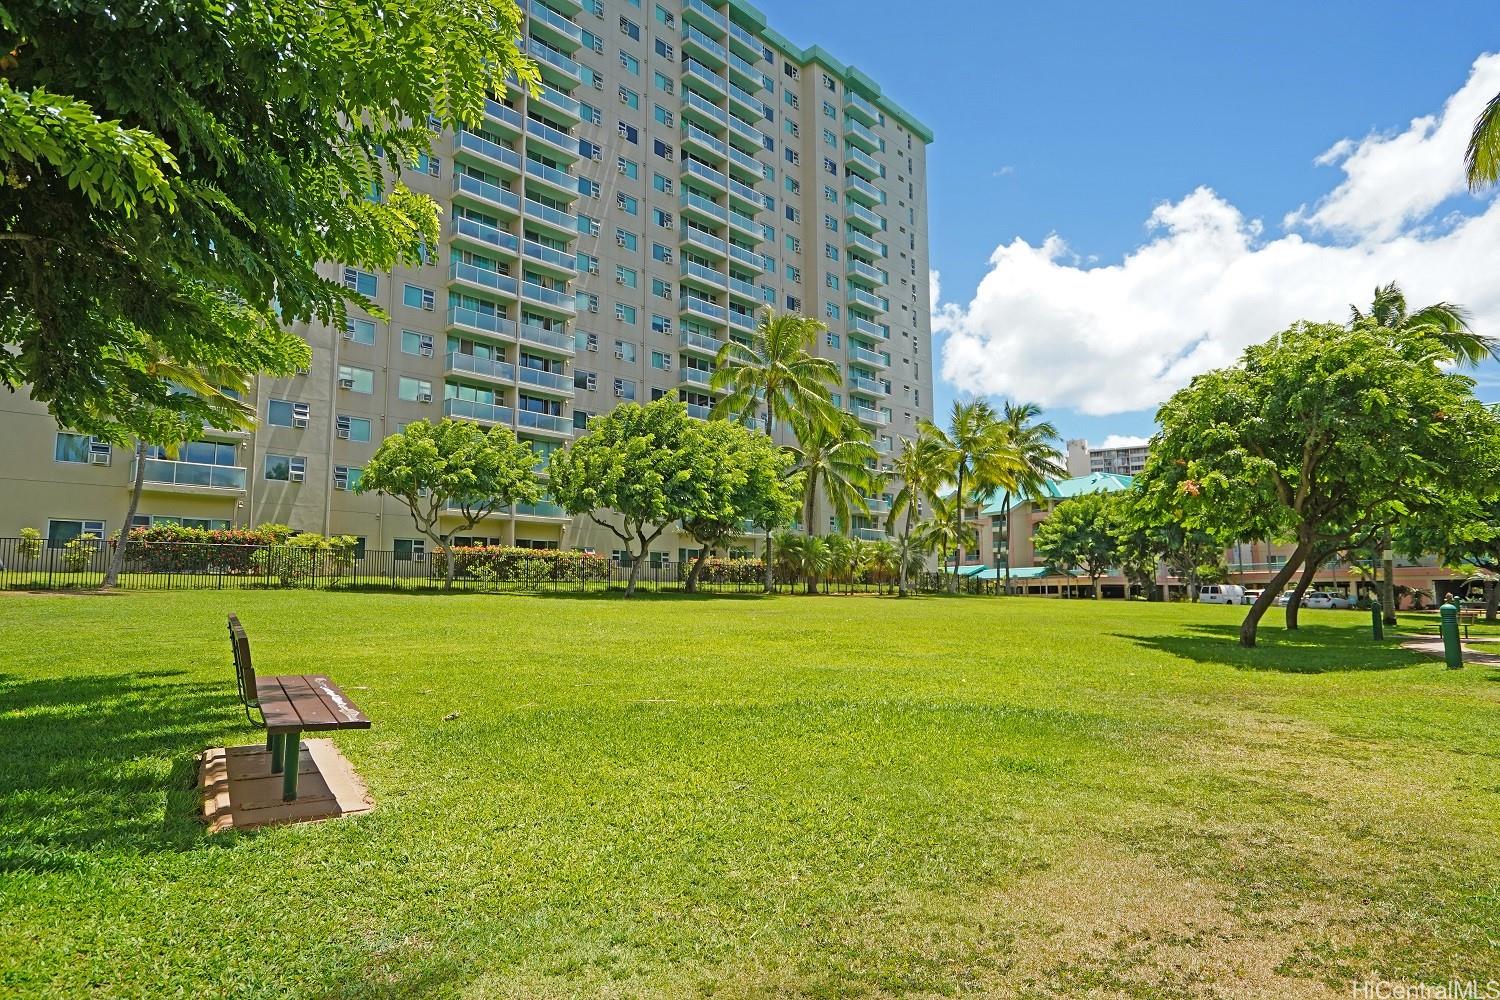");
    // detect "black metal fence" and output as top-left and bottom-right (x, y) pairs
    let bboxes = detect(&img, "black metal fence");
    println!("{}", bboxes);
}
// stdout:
(0, 537), (945, 596)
